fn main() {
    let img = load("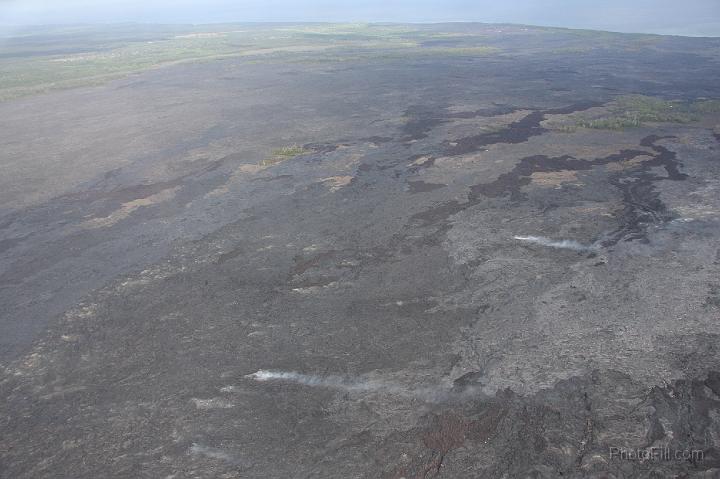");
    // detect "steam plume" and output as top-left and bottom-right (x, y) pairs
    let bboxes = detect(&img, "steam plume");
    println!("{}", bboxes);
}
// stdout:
(513, 235), (598, 252)
(245, 370), (481, 403)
